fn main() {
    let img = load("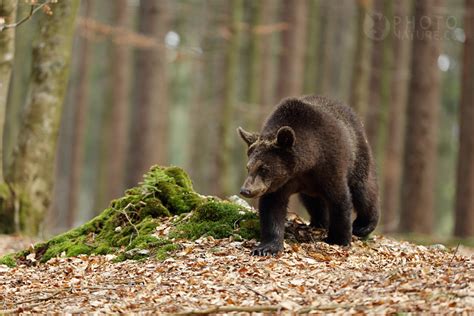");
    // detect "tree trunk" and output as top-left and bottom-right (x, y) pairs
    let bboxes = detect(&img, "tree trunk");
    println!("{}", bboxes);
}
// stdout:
(188, 2), (213, 194)
(454, 0), (474, 238)
(275, 0), (308, 214)
(399, 0), (443, 234)
(276, 0), (308, 100)
(381, 0), (411, 233)
(3, 4), (36, 178)
(67, 0), (93, 228)
(106, 0), (130, 202)
(349, 0), (372, 117)
(8, 0), (80, 235)
(0, 0), (16, 184)
(317, 1), (335, 95)
(303, 0), (320, 95)
(247, 0), (263, 127)
(127, 0), (169, 187)
(365, 0), (385, 150)
(258, 0), (278, 125)
(217, 0), (243, 197)
(0, 0), (17, 233)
